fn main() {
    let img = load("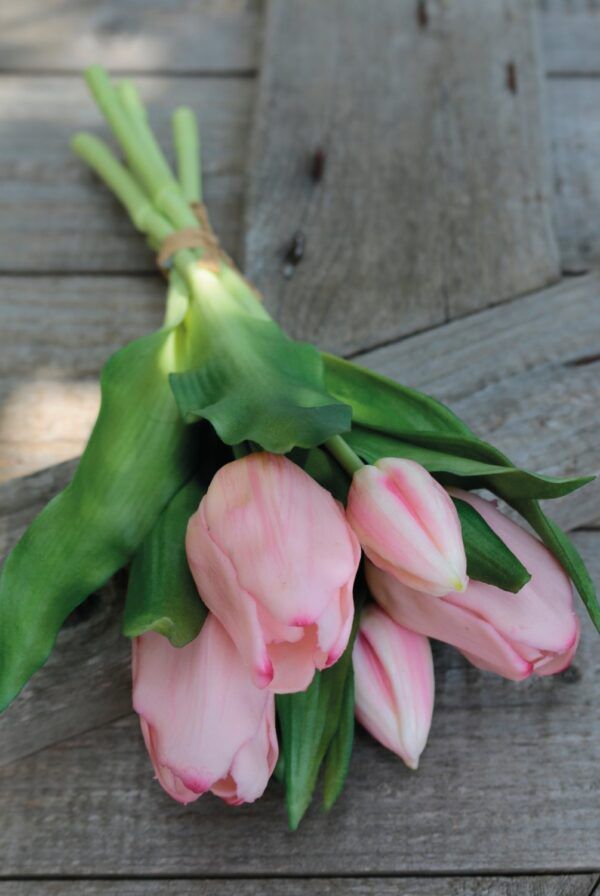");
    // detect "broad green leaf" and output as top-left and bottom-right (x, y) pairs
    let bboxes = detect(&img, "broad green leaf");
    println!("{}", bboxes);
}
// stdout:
(322, 353), (470, 436)
(454, 498), (531, 593)
(123, 478), (207, 647)
(171, 316), (351, 454)
(514, 498), (600, 632)
(322, 663), (355, 811)
(346, 426), (592, 500)
(277, 639), (354, 830)
(0, 322), (196, 713)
